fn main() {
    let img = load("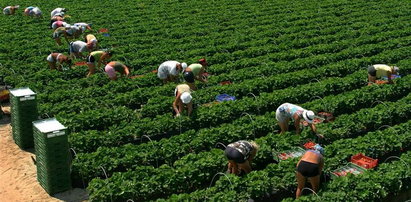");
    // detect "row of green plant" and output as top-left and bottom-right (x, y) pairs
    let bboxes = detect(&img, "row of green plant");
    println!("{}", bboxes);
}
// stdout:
(67, 54), (411, 152)
(289, 151), (411, 201)
(86, 95), (411, 201)
(161, 120), (411, 202)
(36, 22), (410, 112)
(1, 0), (370, 88)
(12, 4), (406, 106)
(140, 41), (411, 118)
(68, 69), (366, 152)
(89, 91), (411, 200)
(71, 73), (411, 183)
